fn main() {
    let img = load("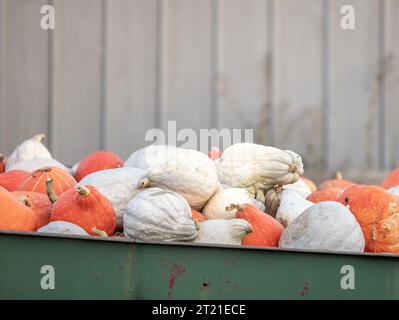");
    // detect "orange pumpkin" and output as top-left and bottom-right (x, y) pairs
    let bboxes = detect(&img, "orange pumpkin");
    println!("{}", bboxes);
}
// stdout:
(306, 188), (344, 204)
(338, 185), (399, 253)
(51, 185), (116, 236)
(0, 154), (6, 173)
(0, 190), (37, 231)
(12, 191), (52, 229)
(75, 151), (124, 182)
(19, 167), (76, 196)
(232, 203), (284, 247)
(381, 168), (399, 190)
(192, 209), (206, 223)
(319, 172), (354, 191)
(0, 170), (31, 192)
(301, 177), (317, 192)
(207, 148), (222, 161)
